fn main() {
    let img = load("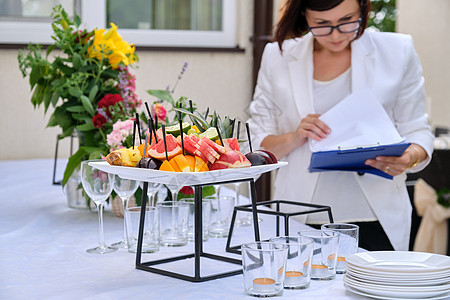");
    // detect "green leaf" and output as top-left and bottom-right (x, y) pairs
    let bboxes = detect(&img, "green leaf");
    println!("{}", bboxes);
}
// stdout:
(76, 123), (95, 131)
(74, 15), (81, 28)
(72, 115), (92, 122)
(29, 67), (41, 88)
(43, 86), (53, 113)
(72, 53), (82, 69)
(62, 146), (102, 186)
(66, 105), (86, 112)
(174, 107), (209, 131)
(80, 95), (95, 116)
(147, 89), (175, 106)
(88, 84), (98, 102)
(46, 44), (56, 57)
(50, 91), (60, 107)
(68, 86), (82, 97)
